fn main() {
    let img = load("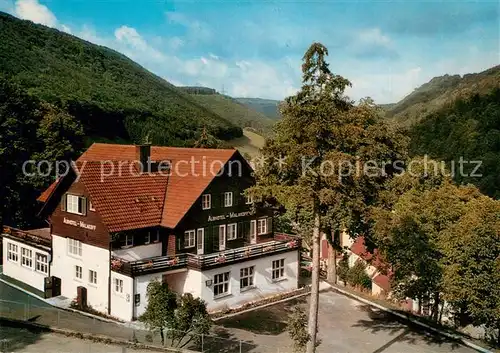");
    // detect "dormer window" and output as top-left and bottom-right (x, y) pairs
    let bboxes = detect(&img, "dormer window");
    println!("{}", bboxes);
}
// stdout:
(202, 194), (211, 210)
(224, 192), (233, 207)
(246, 194), (253, 204)
(89, 200), (95, 211)
(63, 194), (87, 215)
